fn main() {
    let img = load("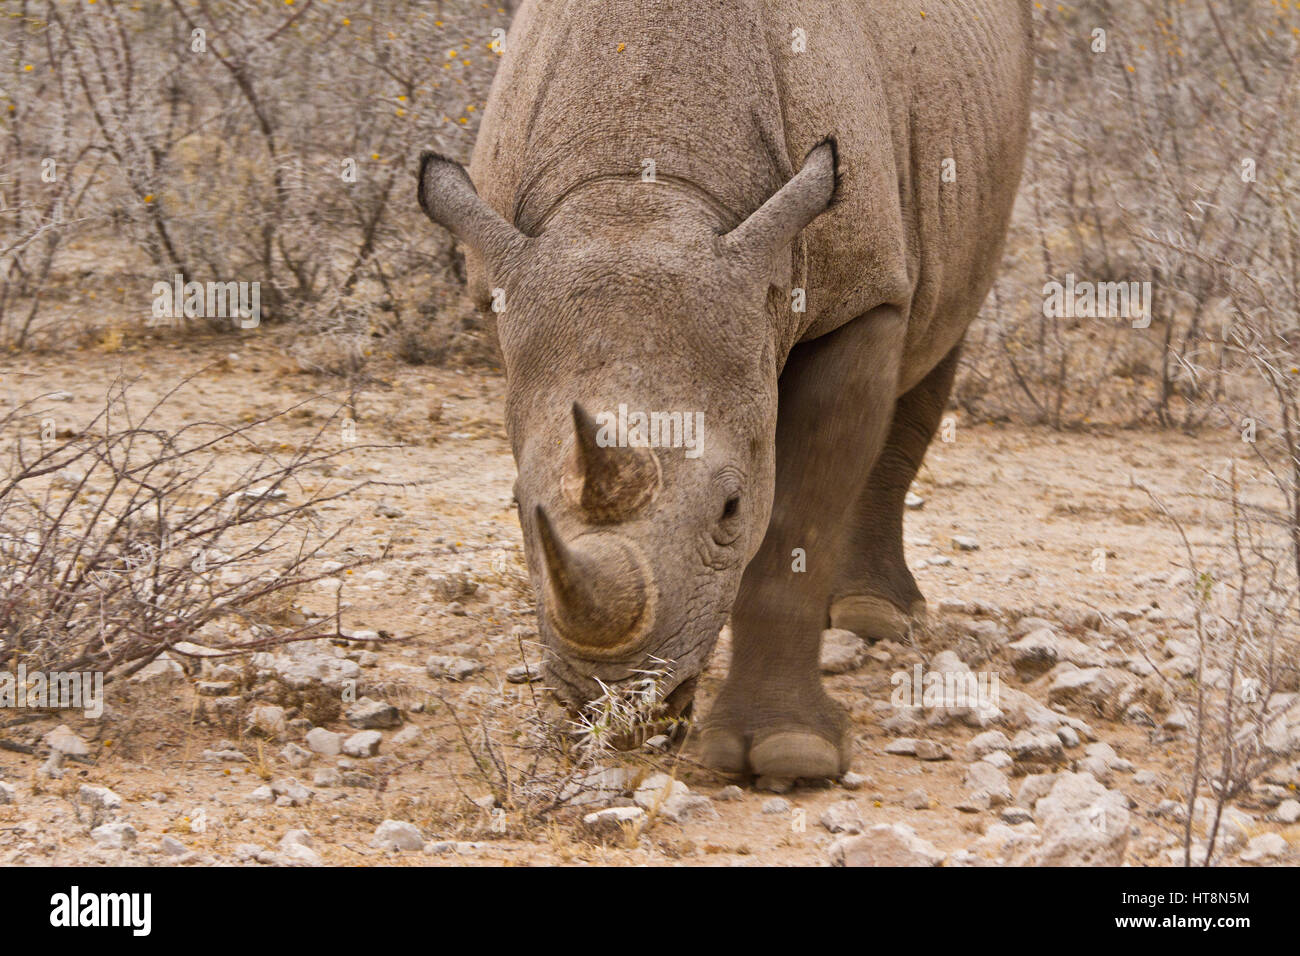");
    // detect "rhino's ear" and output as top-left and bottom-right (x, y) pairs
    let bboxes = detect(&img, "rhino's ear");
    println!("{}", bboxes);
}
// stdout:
(417, 150), (527, 263)
(720, 139), (838, 266)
